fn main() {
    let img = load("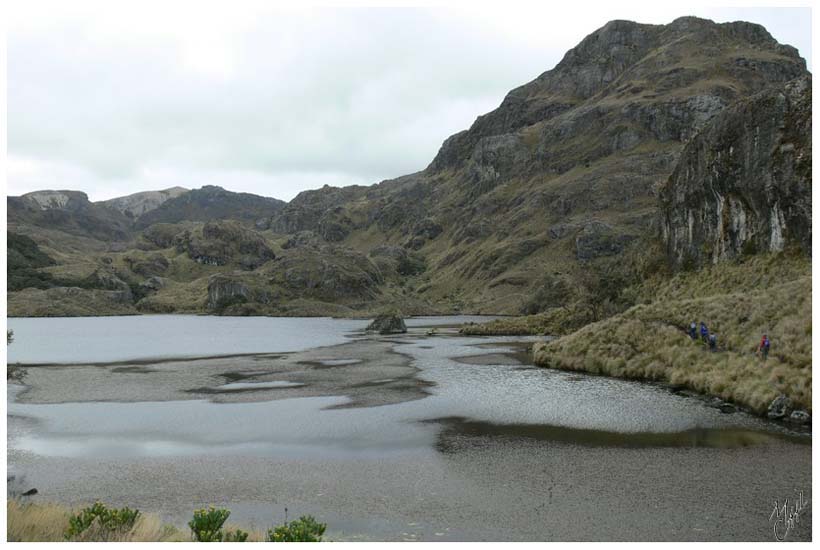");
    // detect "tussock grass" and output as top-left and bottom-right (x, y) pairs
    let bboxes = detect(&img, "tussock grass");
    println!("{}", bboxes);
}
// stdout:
(460, 307), (590, 336)
(533, 254), (811, 415)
